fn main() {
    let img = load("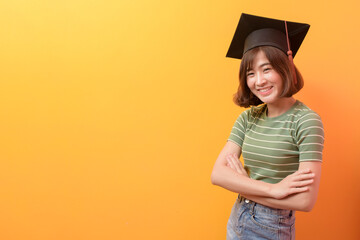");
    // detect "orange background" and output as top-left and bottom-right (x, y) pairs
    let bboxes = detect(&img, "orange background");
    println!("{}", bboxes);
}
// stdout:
(0, 0), (359, 239)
